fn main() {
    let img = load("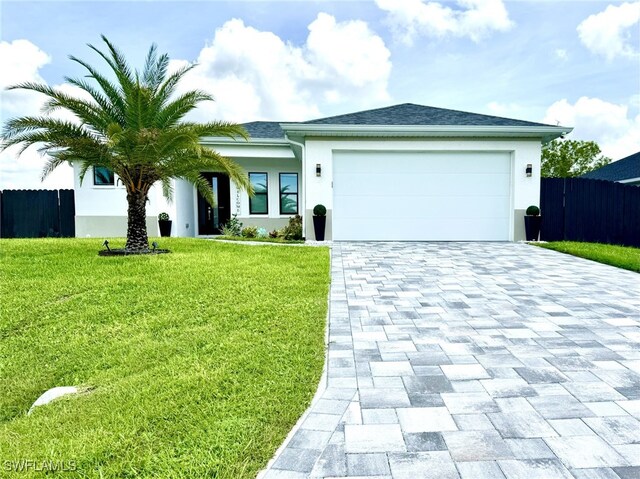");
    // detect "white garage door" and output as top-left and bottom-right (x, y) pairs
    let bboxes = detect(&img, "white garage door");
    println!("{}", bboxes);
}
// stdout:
(332, 151), (511, 241)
